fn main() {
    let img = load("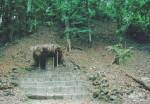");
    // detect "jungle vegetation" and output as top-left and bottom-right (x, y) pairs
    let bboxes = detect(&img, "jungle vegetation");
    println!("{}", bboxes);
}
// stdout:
(0, 0), (150, 47)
